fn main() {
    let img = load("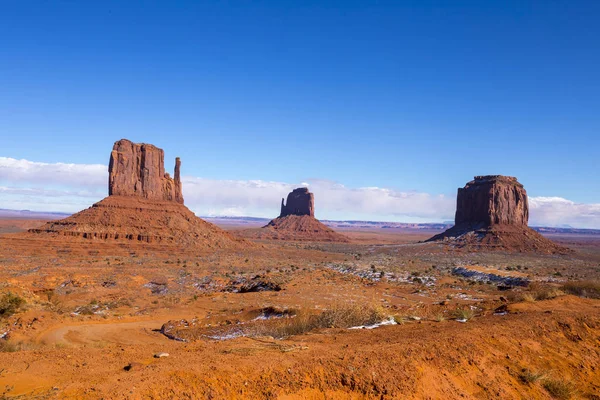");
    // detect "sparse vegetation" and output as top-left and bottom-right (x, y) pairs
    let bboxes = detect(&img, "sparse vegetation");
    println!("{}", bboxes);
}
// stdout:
(249, 303), (387, 339)
(543, 378), (575, 399)
(0, 340), (37, 353)
(518, 368), (545, 384)
(529, 283), (564, 301)
(0, 292), (25, 318)
(561, 280), (600, 299)
(433, 313), (446, 322)
(509, 283), (564, 302)
(453, 307), (475, 321)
